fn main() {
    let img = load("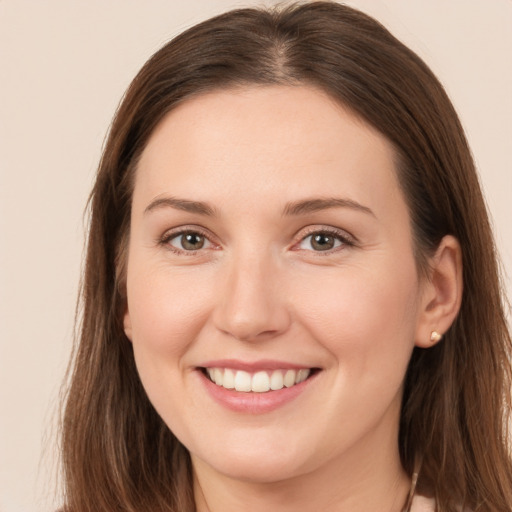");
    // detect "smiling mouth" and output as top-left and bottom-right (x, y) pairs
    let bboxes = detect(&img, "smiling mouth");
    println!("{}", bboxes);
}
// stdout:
(201, 367), (319, 393)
